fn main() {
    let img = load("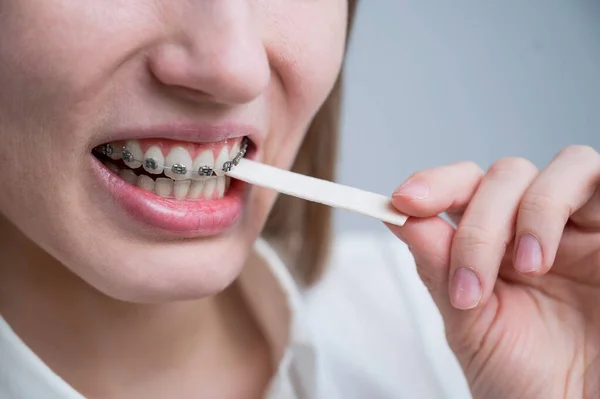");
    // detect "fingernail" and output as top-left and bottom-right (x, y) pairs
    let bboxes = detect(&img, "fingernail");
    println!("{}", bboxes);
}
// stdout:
(450, 268), (482, 310)
(515, 234), (542, 273)
(393, 181), (429, 200)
